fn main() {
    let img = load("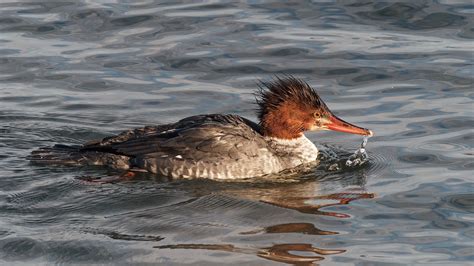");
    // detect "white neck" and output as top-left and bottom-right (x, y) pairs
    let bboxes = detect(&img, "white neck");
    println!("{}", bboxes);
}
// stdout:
(265, 135), (319, 167)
